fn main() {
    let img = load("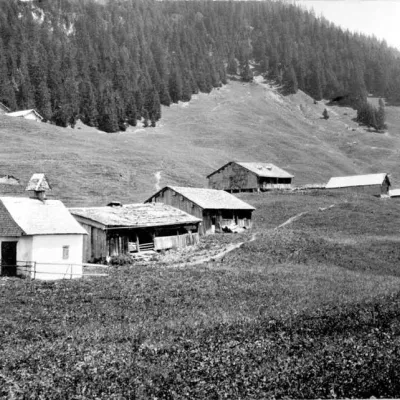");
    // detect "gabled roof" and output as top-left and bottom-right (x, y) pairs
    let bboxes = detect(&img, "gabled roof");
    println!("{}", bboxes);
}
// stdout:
(69, 203), (201, 229)
(0, 197), (87, 236)
(207, 161), (294, 179)
(0, 102), (10, 113)
(0, 175), (19, 185)
(6, 109), (43, 120)
(148, 186), (256, 211)
(326, 173), (390, 189)
(0, 200), (24, 236)
(25, 173), (51, 192)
